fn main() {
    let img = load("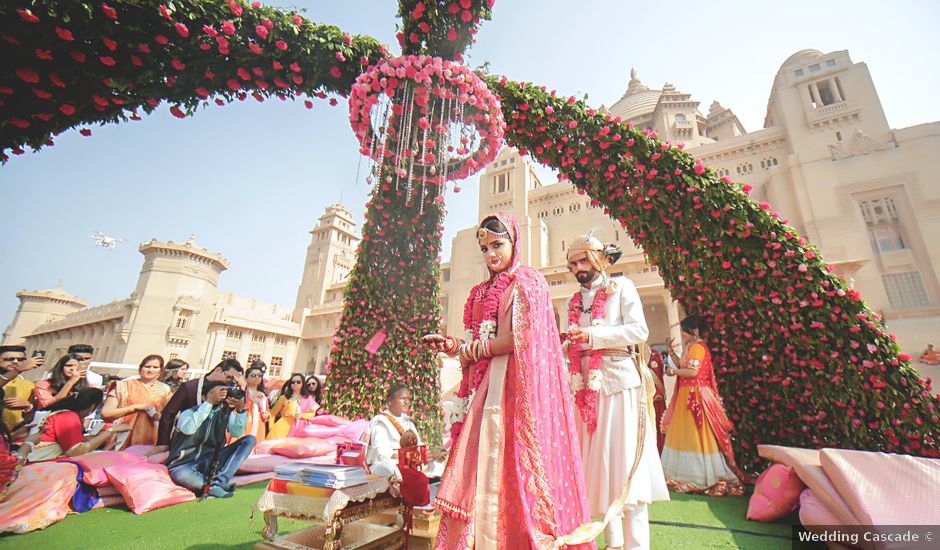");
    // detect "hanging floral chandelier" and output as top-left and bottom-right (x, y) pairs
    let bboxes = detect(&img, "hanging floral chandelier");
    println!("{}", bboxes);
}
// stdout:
(349, 54), (504, 208)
